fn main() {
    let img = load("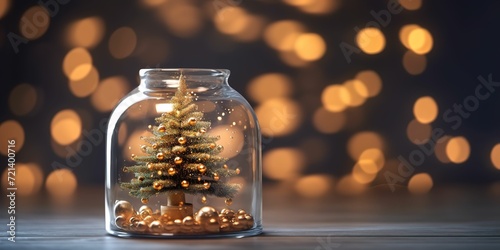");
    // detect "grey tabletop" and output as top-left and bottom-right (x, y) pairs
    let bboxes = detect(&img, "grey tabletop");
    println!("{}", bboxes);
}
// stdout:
(2, 185), (500, 249)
